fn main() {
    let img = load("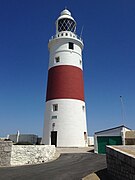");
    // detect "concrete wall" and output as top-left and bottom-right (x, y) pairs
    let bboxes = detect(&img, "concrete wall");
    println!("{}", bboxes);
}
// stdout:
(106, 146), (135, 180)
(0, 141), (56, 166)
(9, 134), (38, 144)
(0, 141), (12, 166)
